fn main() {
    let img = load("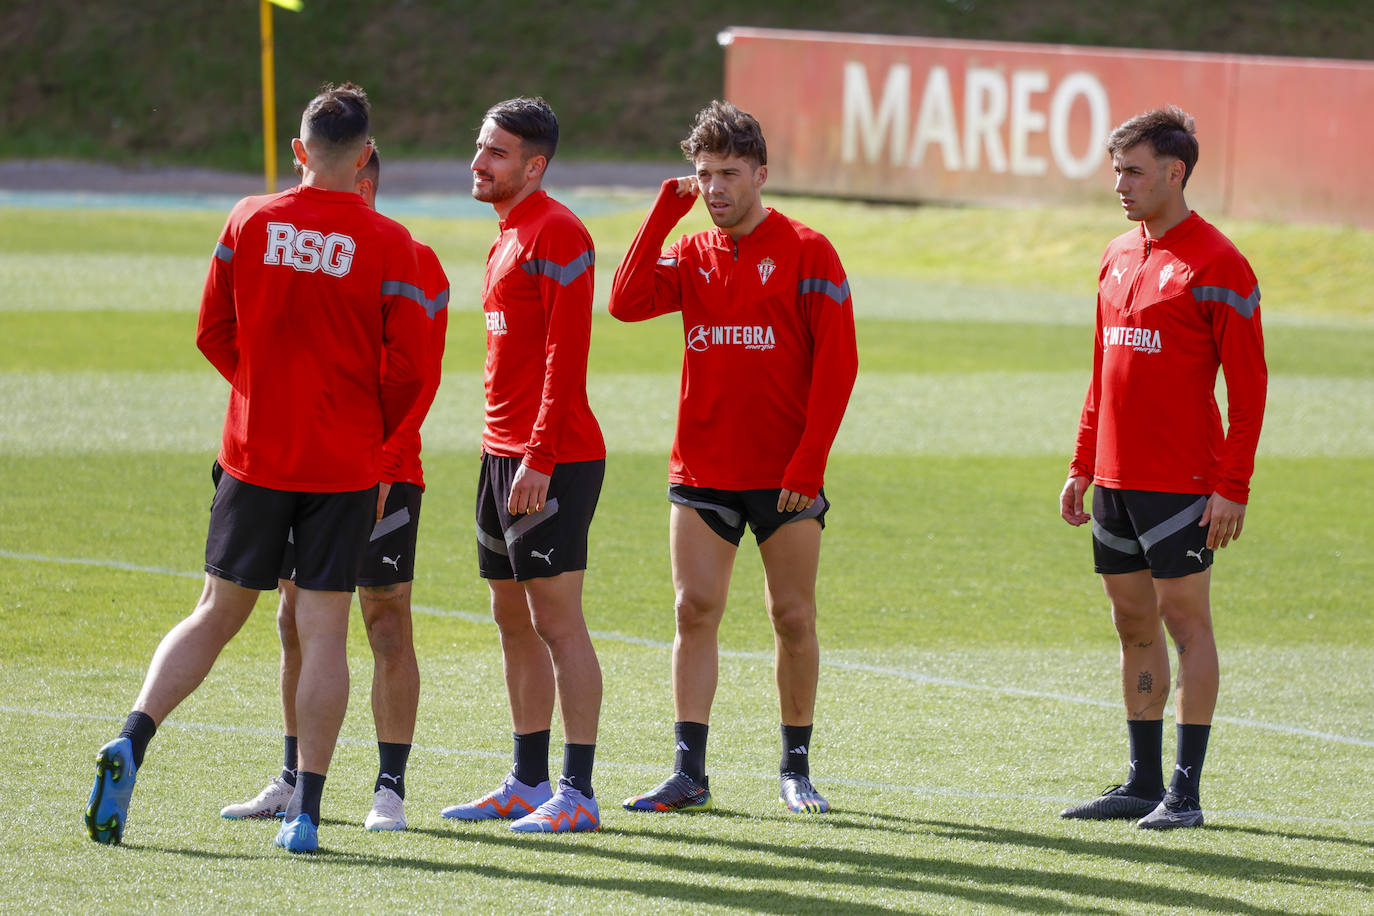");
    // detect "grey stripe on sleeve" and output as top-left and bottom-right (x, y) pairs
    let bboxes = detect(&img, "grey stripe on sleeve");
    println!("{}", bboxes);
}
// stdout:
(657, 256), (678, 267)
(424, 288), (450, 319)
(369, 507), (412, 542)
(798, 276), (851, 305)
(1193, 284), (1260, 318)
(214, 242), (234, 263)
(1137, 497), (1208, 553)
(522, 251), (595, 287)
(381, 280), (427, 307)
